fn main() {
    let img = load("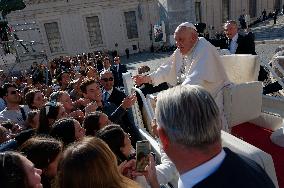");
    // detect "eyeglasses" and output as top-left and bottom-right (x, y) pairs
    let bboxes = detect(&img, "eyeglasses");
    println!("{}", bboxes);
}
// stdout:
(101, 77), (114, 82)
